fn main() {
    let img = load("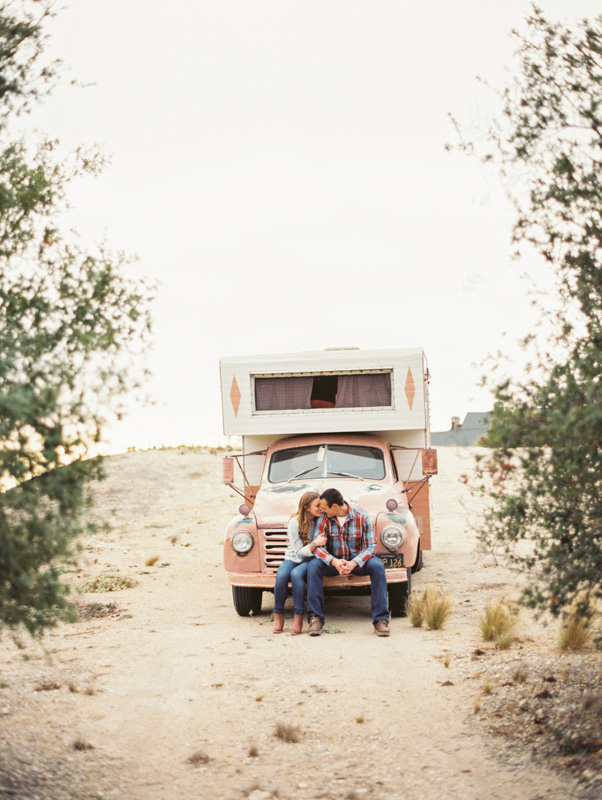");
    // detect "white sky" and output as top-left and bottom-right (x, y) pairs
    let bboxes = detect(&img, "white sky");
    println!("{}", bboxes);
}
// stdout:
(26, 0), (602, 450)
